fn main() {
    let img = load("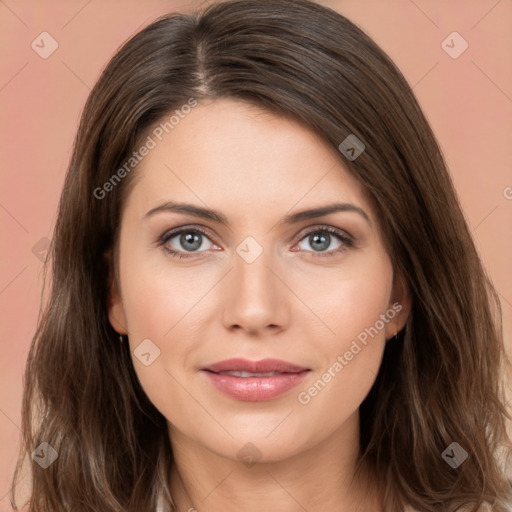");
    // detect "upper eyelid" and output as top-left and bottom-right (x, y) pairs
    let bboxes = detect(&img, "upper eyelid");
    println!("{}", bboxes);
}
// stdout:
(160, 225), (215, 244)
(299, 224), (352, 238)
